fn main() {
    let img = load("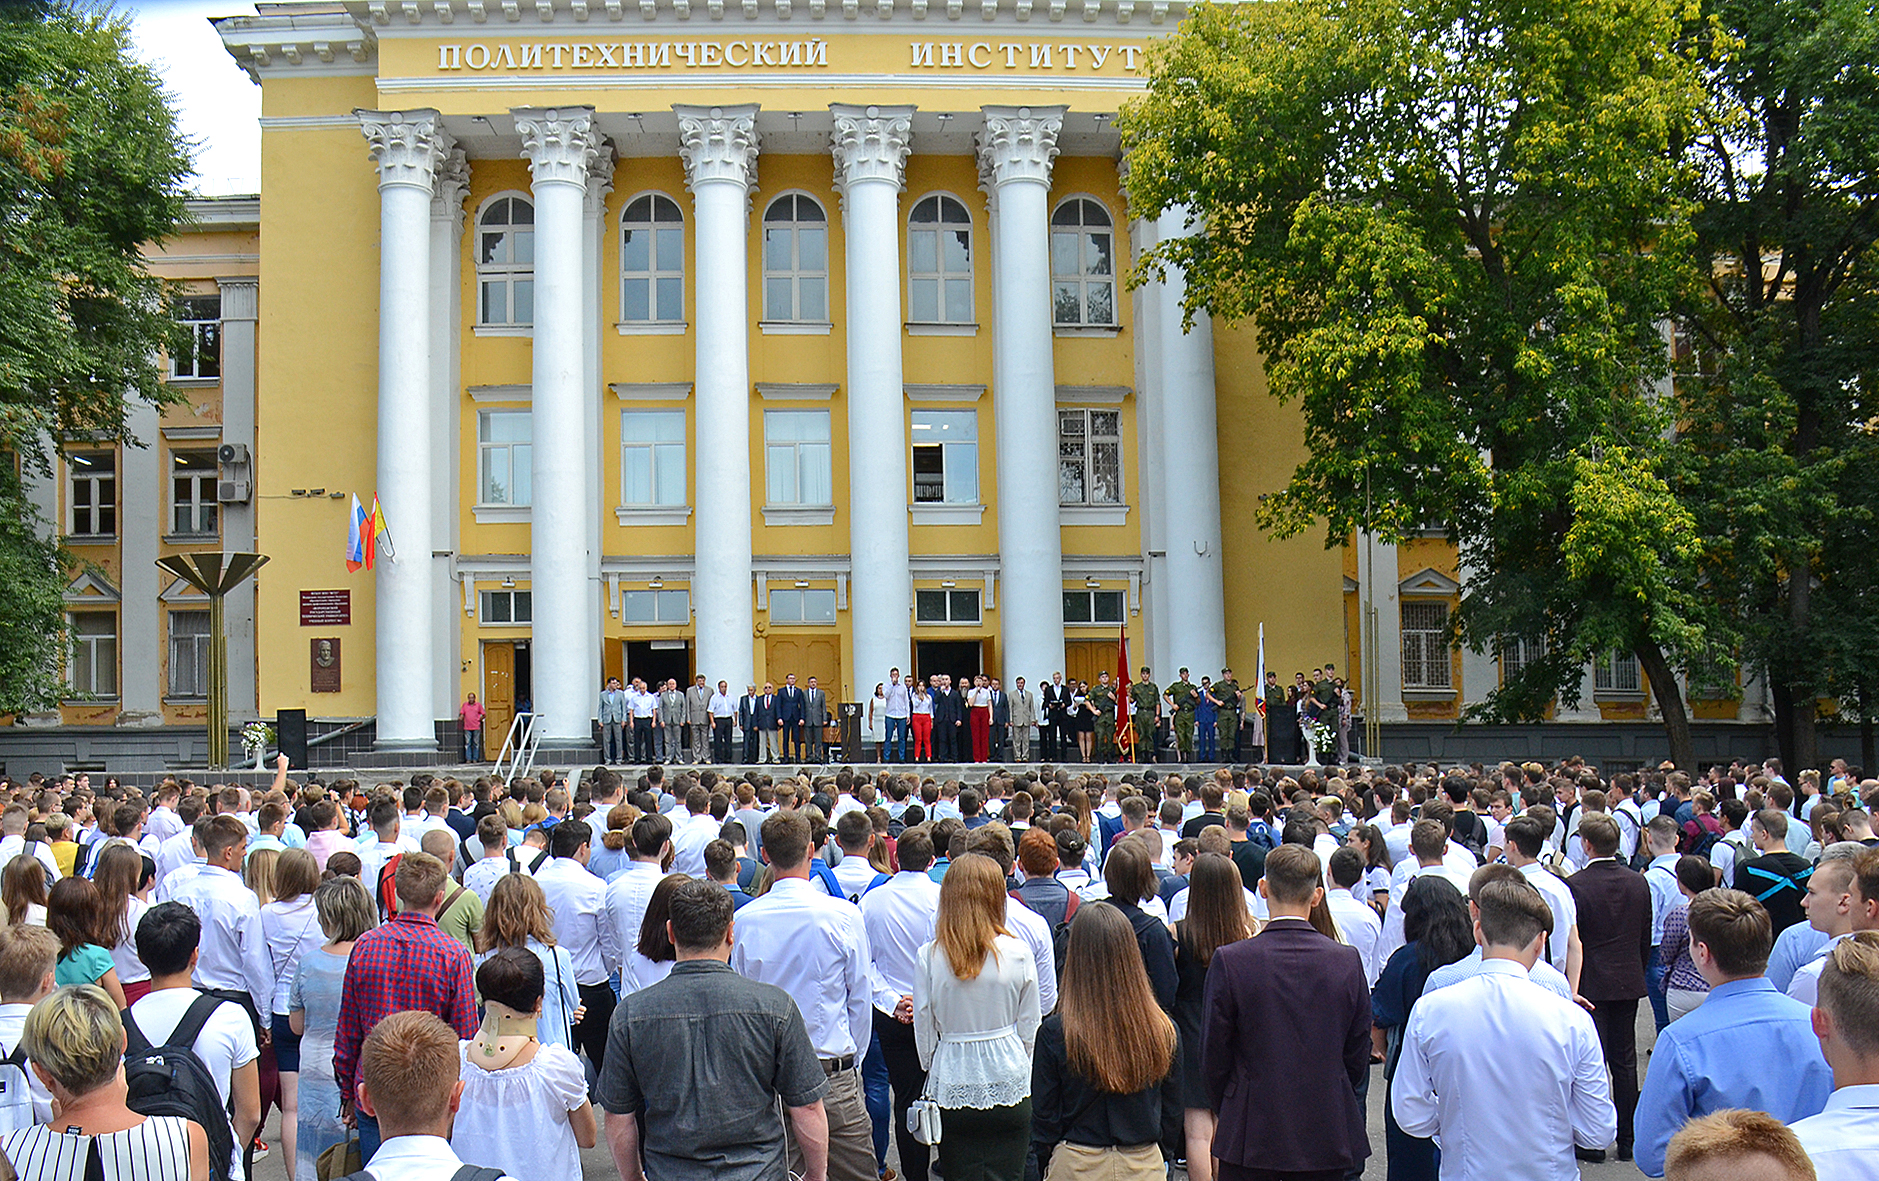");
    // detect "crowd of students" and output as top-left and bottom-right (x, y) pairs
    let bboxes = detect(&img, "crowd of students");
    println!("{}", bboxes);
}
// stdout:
(0, 754), (1868, 1181)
